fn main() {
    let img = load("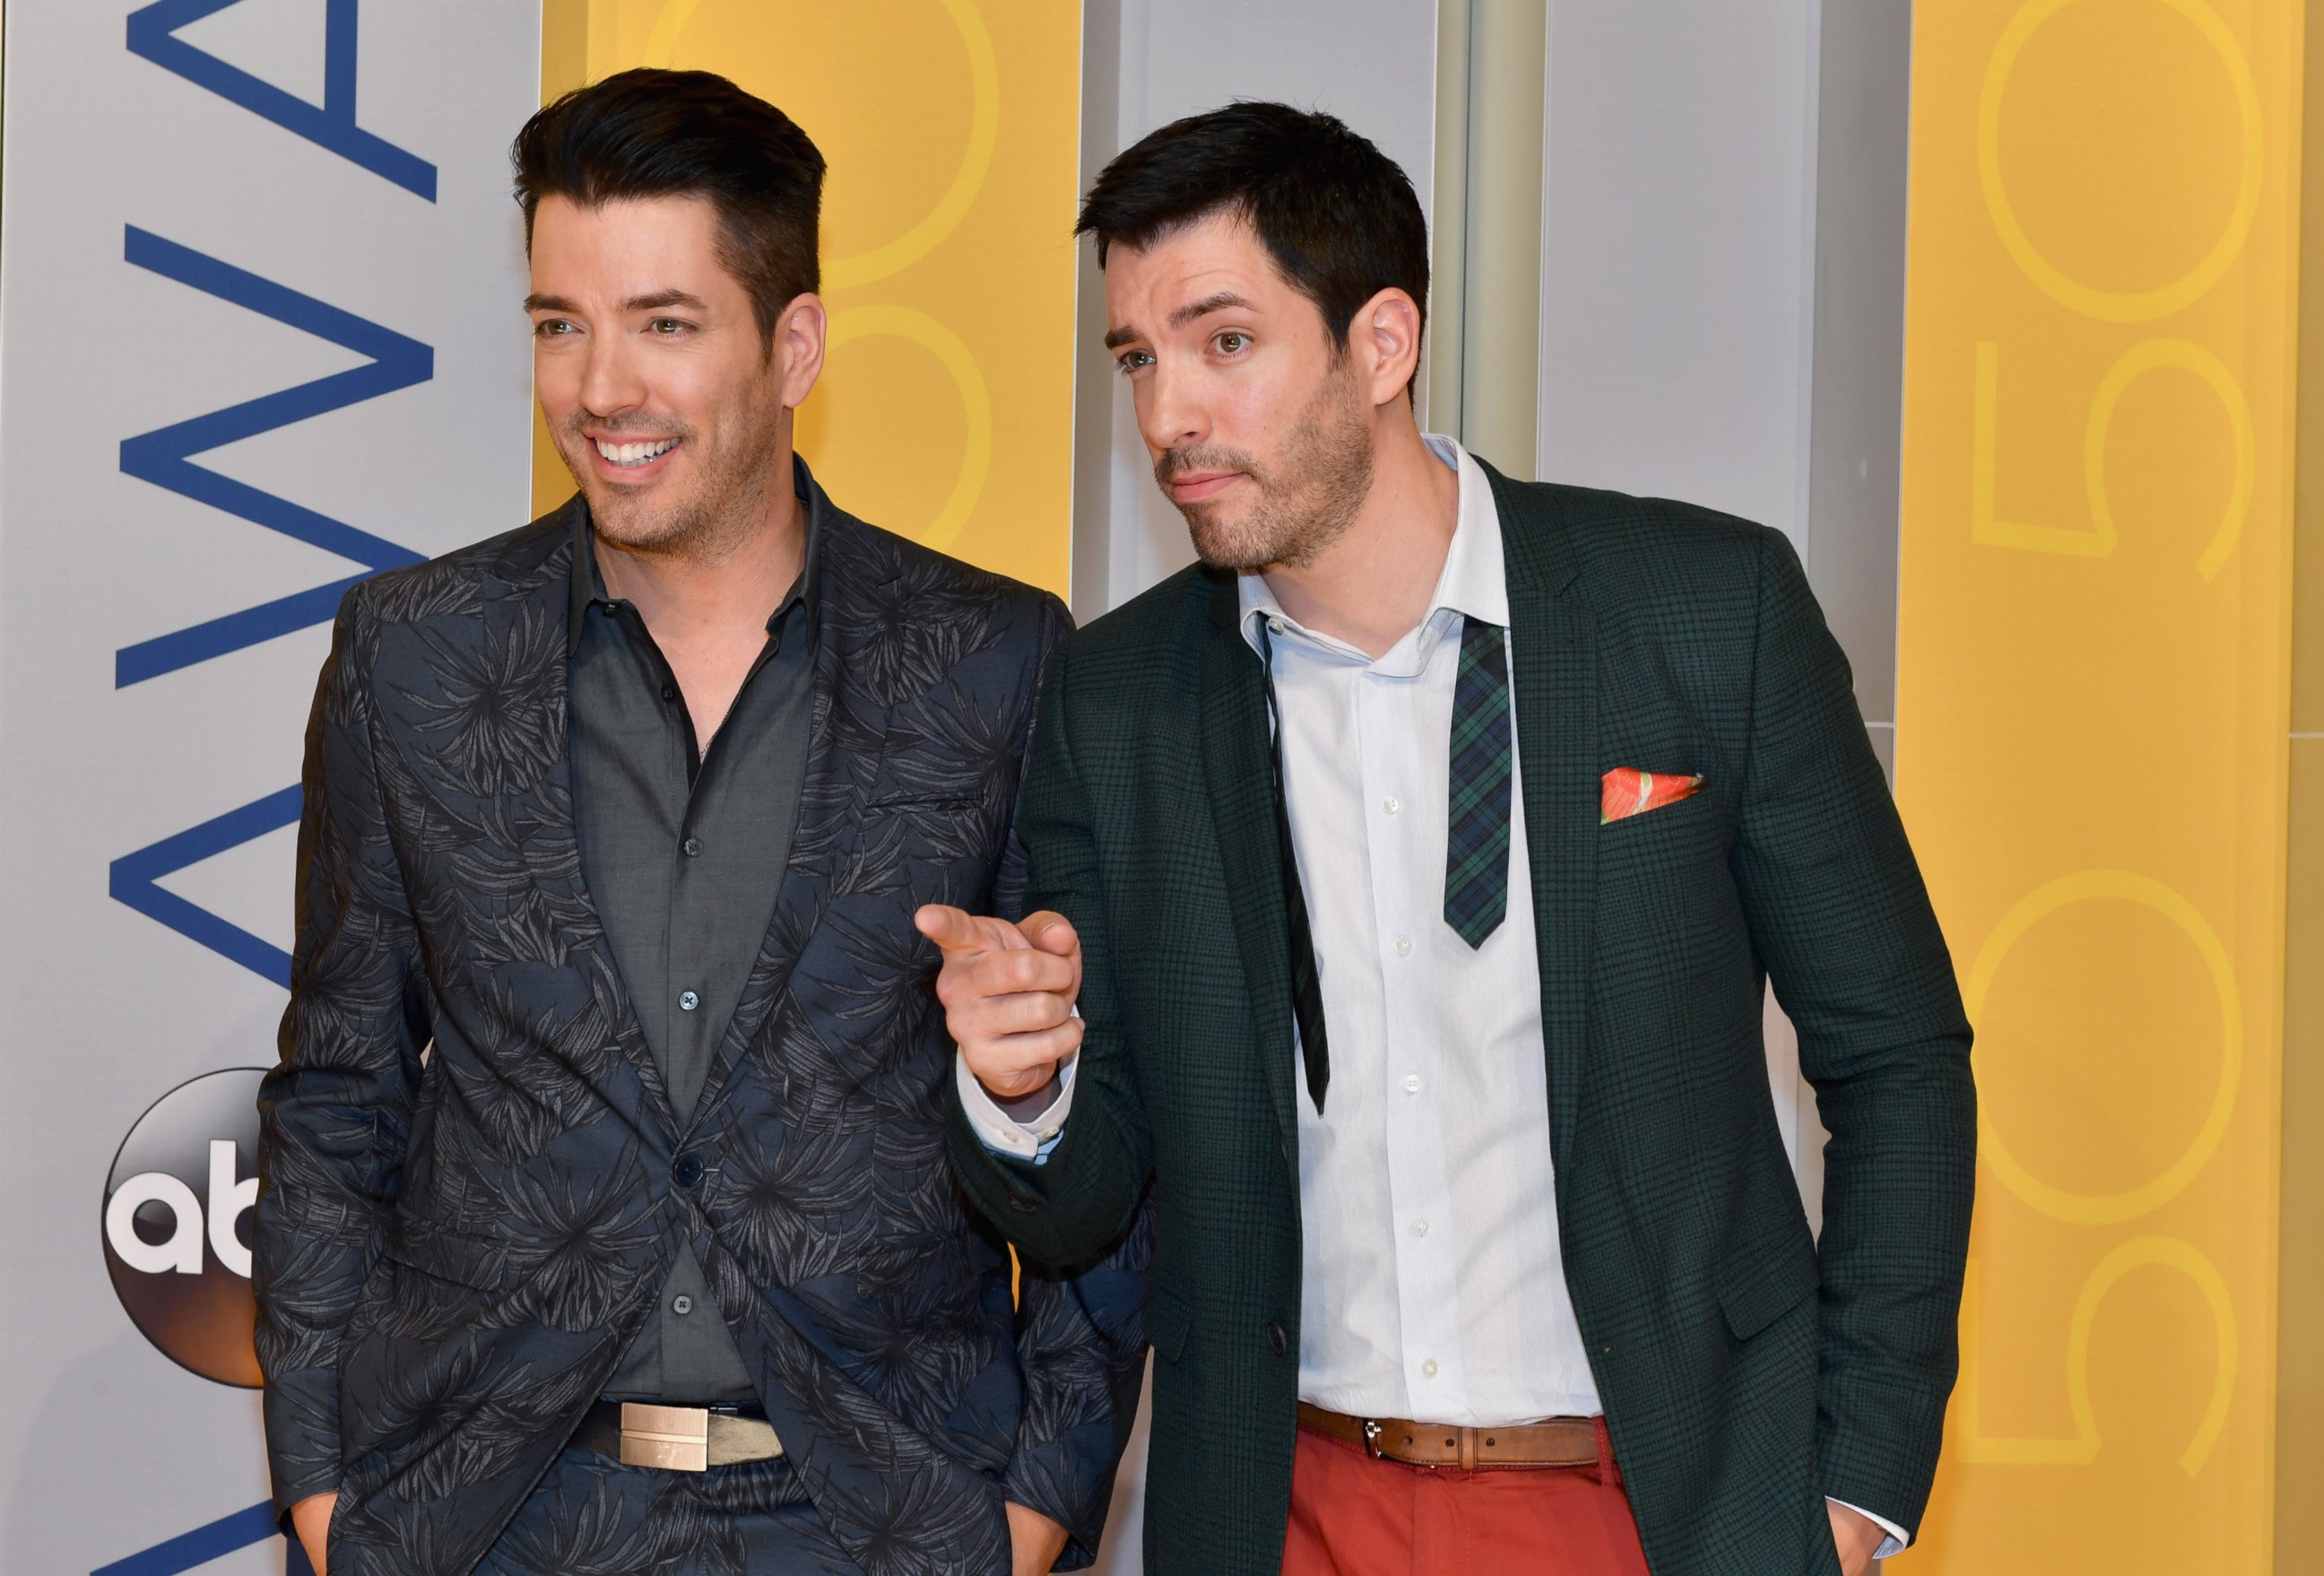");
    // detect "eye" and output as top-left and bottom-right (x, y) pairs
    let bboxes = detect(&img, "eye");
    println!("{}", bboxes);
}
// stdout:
(1214, 331), (1250, 355)
(533, 318), (577, 338)
(647, 317), (691, 336)
(1114, 350), (1154, 376)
